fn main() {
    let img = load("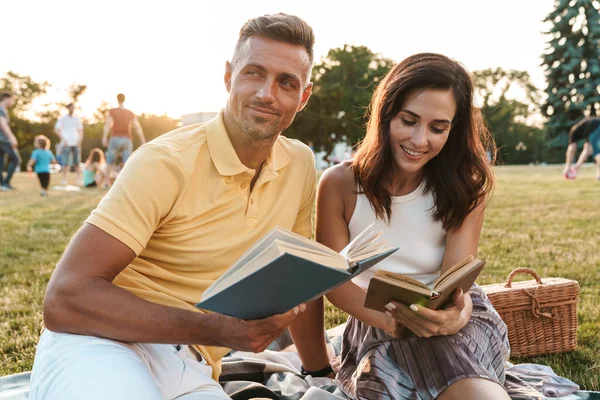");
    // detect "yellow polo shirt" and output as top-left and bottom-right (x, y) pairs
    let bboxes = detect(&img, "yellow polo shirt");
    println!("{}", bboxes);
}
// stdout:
(85, 110), (316, 379)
